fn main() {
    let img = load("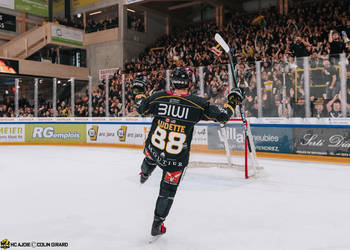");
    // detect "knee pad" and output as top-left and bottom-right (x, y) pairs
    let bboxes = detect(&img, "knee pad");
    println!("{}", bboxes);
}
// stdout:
(159, 181), (178, 198)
